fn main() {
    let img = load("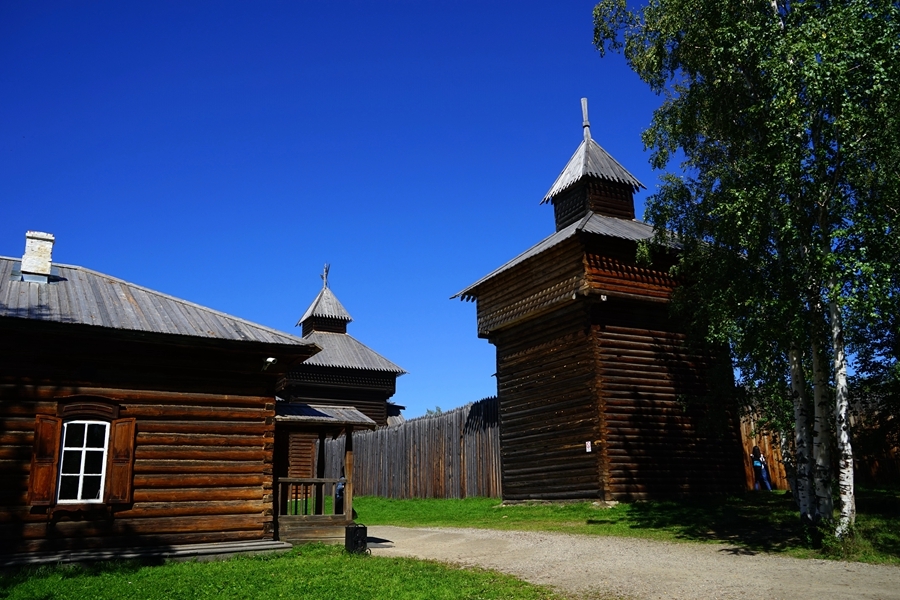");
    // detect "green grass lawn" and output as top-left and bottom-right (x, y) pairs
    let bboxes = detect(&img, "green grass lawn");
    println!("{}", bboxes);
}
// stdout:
(3, 489), (896, 599)
(0, 544), (564, 600)
(355, 487), (900, 565)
